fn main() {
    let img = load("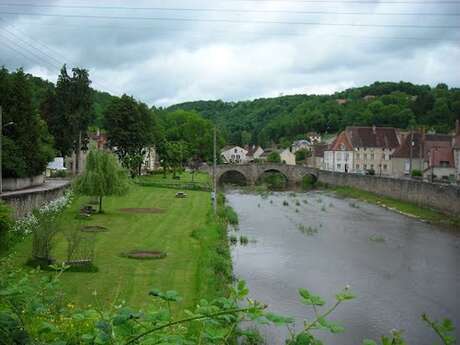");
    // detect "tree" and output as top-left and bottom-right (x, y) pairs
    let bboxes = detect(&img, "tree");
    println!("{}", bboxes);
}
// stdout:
(295, 149), (311, 163)
(156, 140), (189, 178)
(0, 68), (54, 178)
(41, 66), (93, 173)
(104, 95), (155, 177)
(267, 151), (281, 163)
(75, 150), (129, 213)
